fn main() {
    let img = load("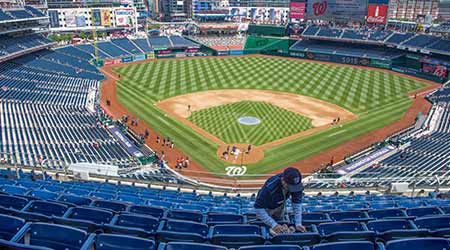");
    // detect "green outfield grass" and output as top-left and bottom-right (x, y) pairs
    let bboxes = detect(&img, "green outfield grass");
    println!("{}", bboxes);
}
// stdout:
(113, 56), (428, 176)
(187, 101), (313, 146)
